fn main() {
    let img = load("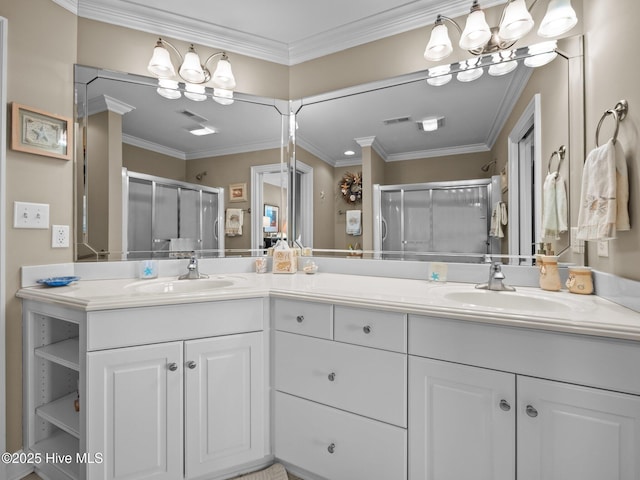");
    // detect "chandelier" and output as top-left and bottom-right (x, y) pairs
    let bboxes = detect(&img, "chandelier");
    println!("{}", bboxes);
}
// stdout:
(147, 38), (237, 104)
(424, 0), (577, 62)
